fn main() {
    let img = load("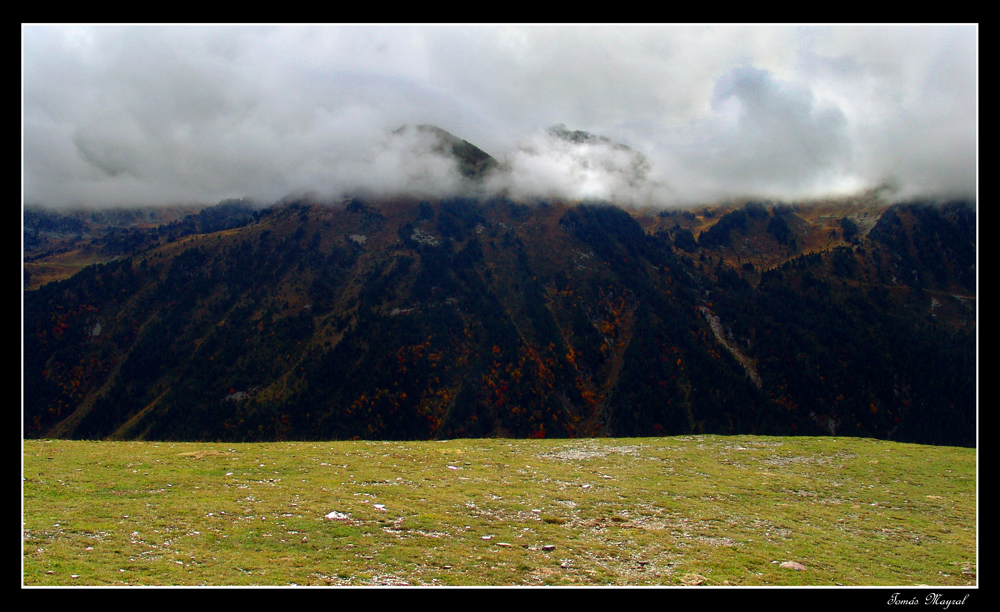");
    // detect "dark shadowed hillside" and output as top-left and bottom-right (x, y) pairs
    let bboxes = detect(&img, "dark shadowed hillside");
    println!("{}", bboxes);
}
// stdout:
(23, 196), (976, 446)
